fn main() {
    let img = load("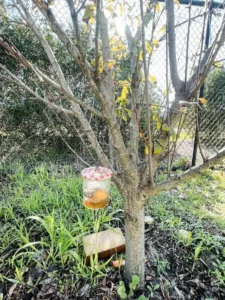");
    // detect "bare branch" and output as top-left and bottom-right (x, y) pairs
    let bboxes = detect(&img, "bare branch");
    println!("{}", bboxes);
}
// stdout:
(66, 0), (83, 56)
(141, 147), (225, 202)
(188, 19), (225, 98)
(184, 0), (192, 90)
(165, 10), (171, 178)
(43, 110), (91, 167)
(99, 9), (114, 100)
(0, 63), (77, 117)
(159, 12), (205, 43)
(140, 0), (154, 187)
(0, 14), (28, 26)
(77, 0), (87, 13)
(0, 29), (111, 169)
(95, 0), (100, 81)
(166, 0), (183, 92)
(0, 34), (104, 119)
(34, 3), (113, 111)
(16, 0), (74, 94)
